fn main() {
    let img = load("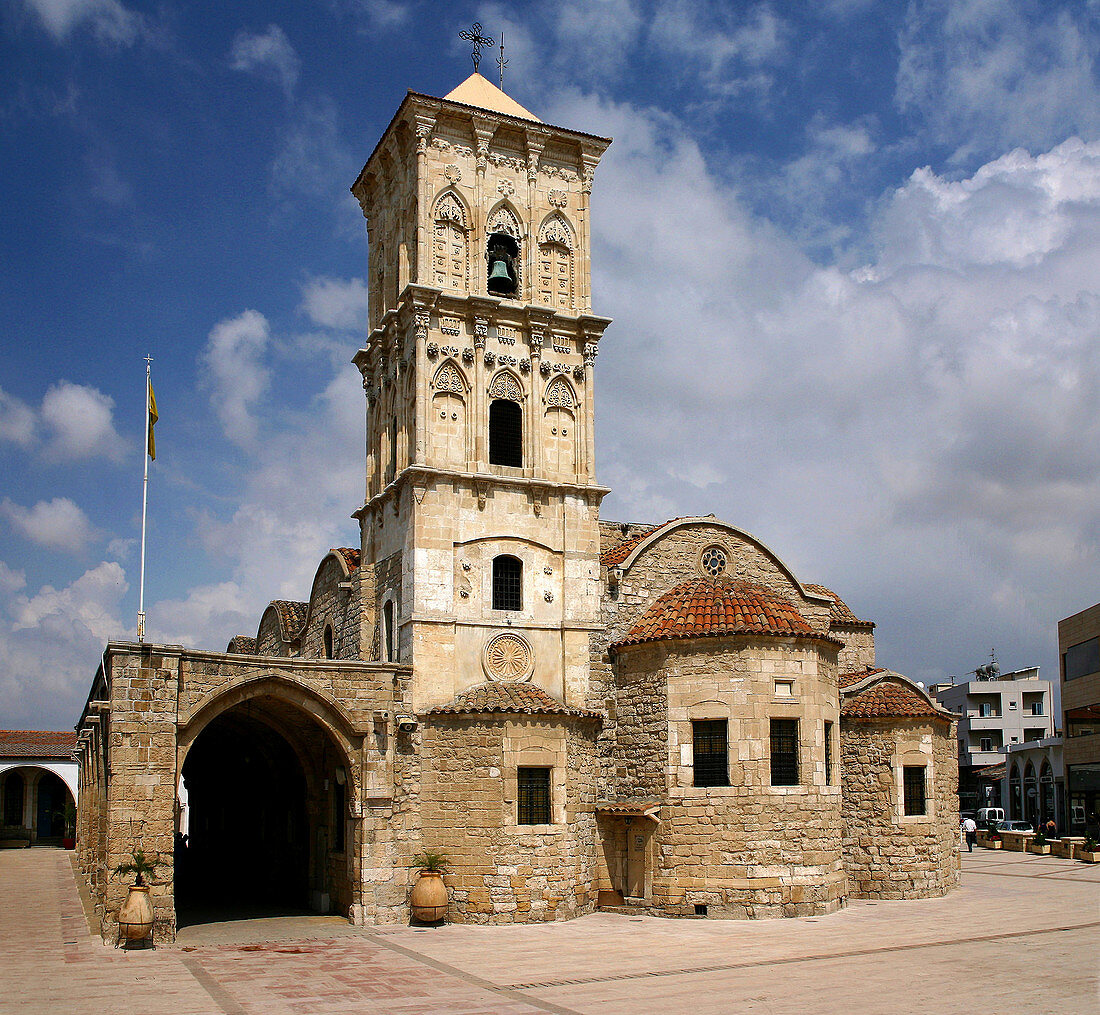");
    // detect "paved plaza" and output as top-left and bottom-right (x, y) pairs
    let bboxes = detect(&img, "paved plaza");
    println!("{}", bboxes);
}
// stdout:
(2, 847), (1096, 1015)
